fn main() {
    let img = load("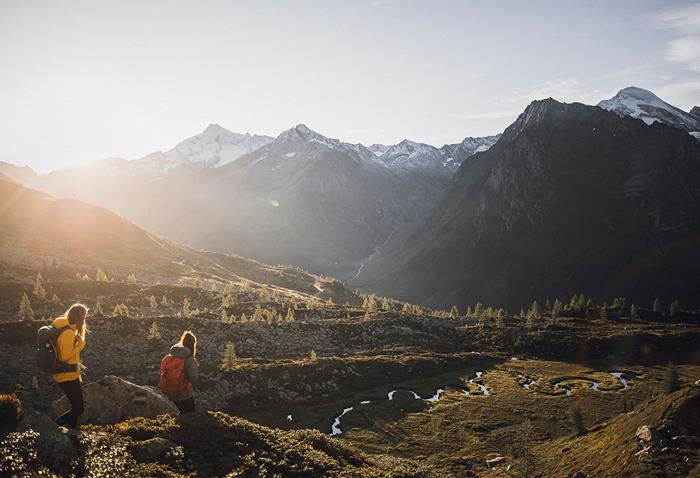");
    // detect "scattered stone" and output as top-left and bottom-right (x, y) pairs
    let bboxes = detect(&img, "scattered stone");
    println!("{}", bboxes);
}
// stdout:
(636, 425), (652, 442)
(51, 375), (179, 425)
(485, 456), (505, 468)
